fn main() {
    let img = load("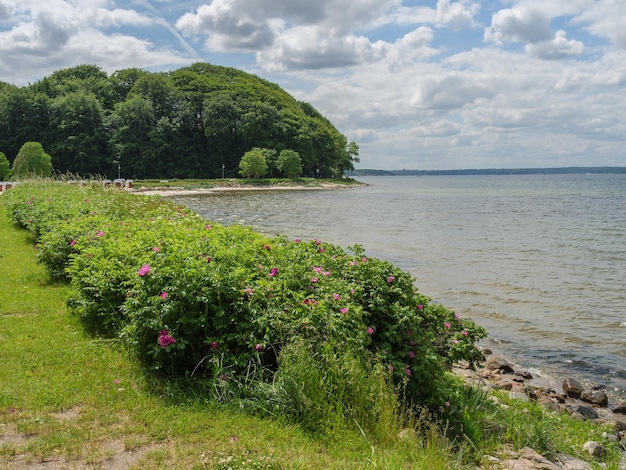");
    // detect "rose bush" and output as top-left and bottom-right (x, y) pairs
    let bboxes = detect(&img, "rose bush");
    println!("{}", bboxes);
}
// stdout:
(3, 180), (487, 412)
